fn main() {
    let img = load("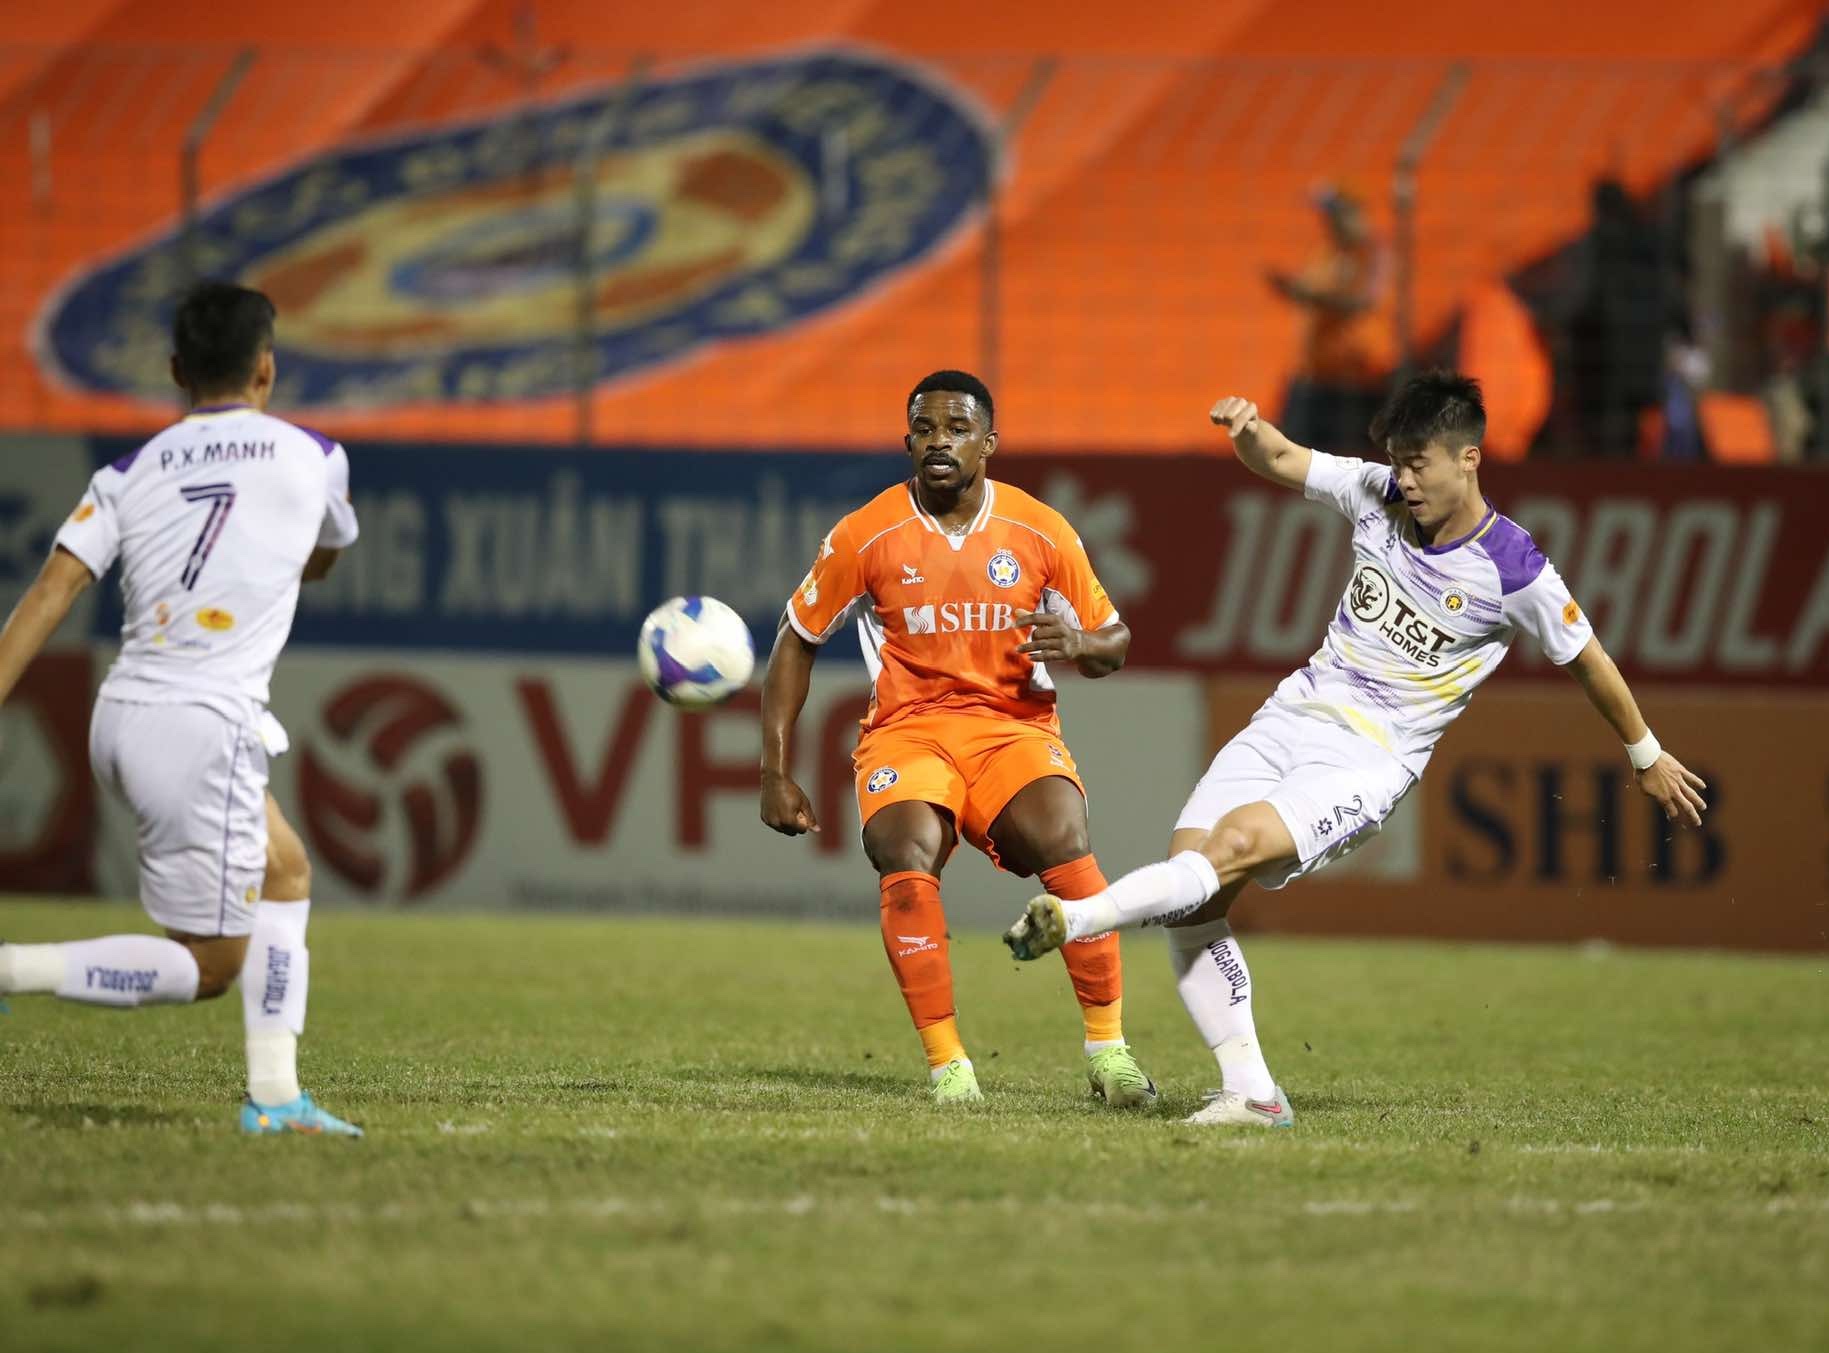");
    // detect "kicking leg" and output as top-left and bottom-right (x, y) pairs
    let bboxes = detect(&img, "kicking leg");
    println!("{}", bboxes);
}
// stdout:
(1004, 801), (1298, 955)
